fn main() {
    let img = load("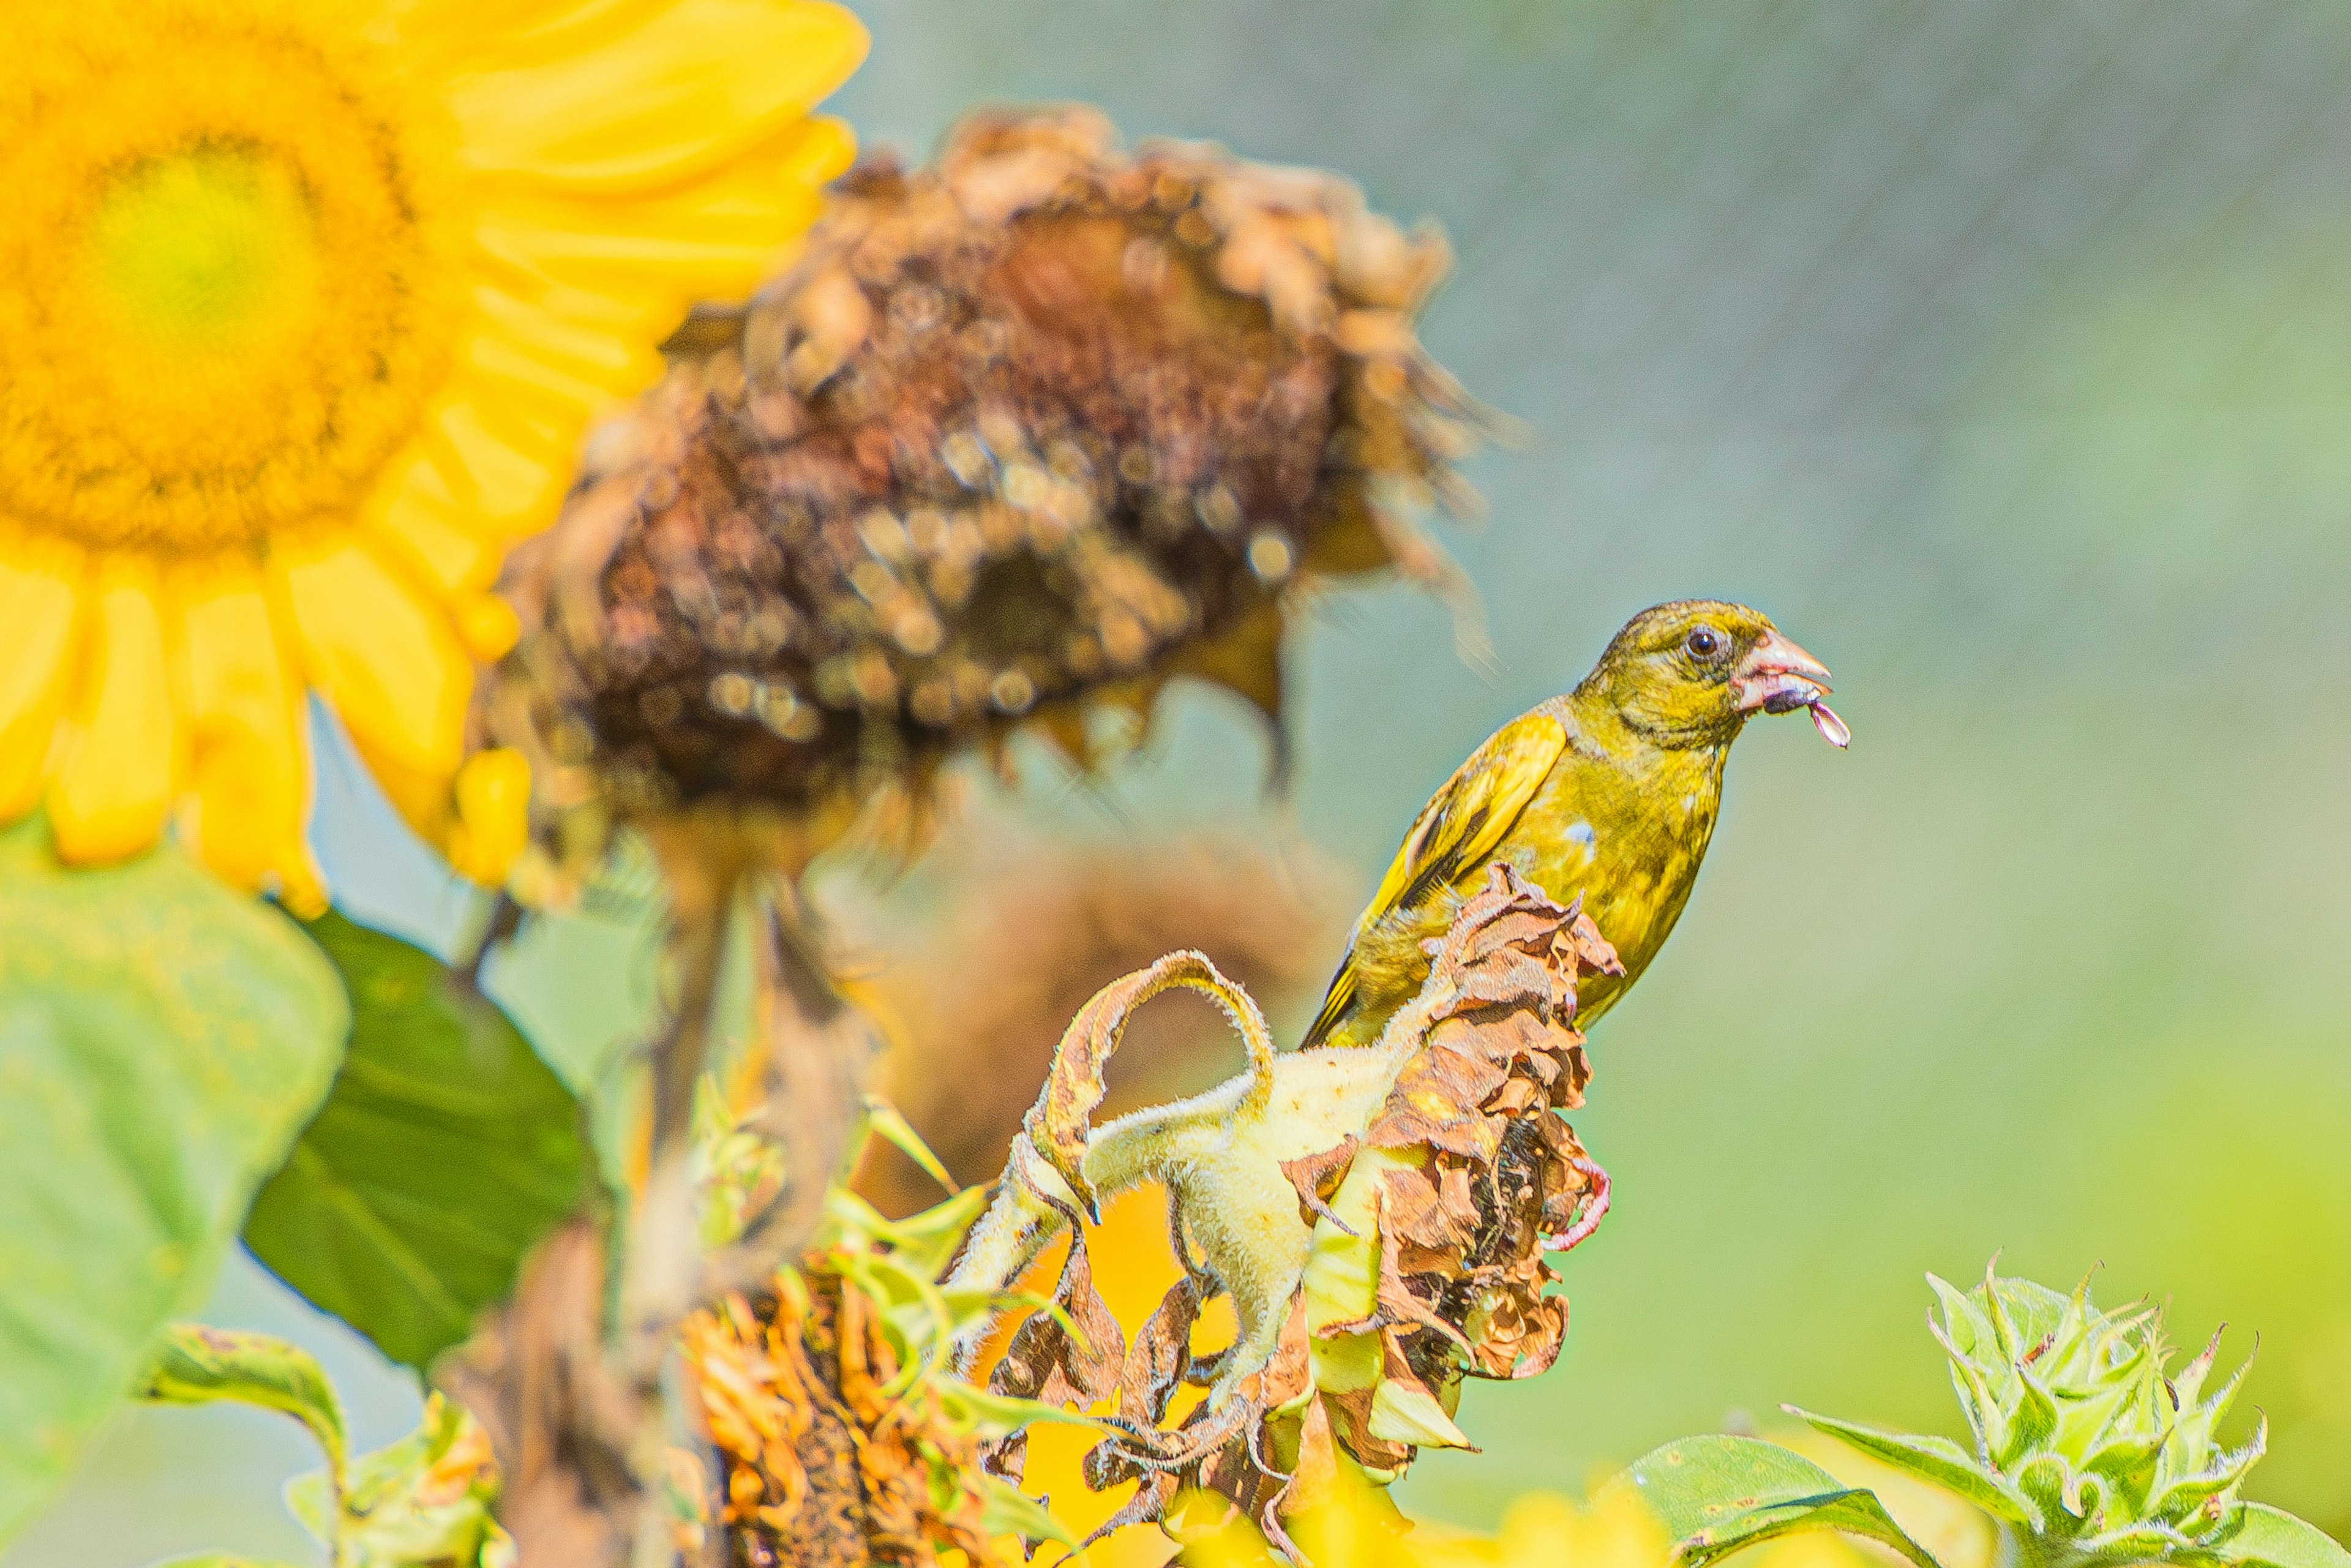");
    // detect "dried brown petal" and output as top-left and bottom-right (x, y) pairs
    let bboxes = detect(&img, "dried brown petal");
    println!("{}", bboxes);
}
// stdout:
(990, 1229), (1124, 1412)
(1116, 1273), (1207, 1430)
(1278, 1137), (1360, 1232)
